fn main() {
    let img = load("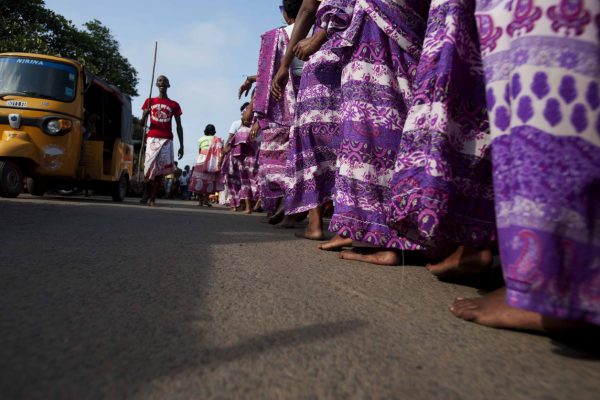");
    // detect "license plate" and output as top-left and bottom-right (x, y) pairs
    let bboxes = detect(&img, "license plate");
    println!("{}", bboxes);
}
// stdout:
(6, 100), (27, 107)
